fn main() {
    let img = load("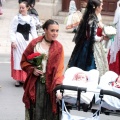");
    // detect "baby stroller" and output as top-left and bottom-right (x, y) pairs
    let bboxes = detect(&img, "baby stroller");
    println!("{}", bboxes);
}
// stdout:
(54, 67), (120, 120)
(55, 85), (120, 120)
(28, 7), (43, 34)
